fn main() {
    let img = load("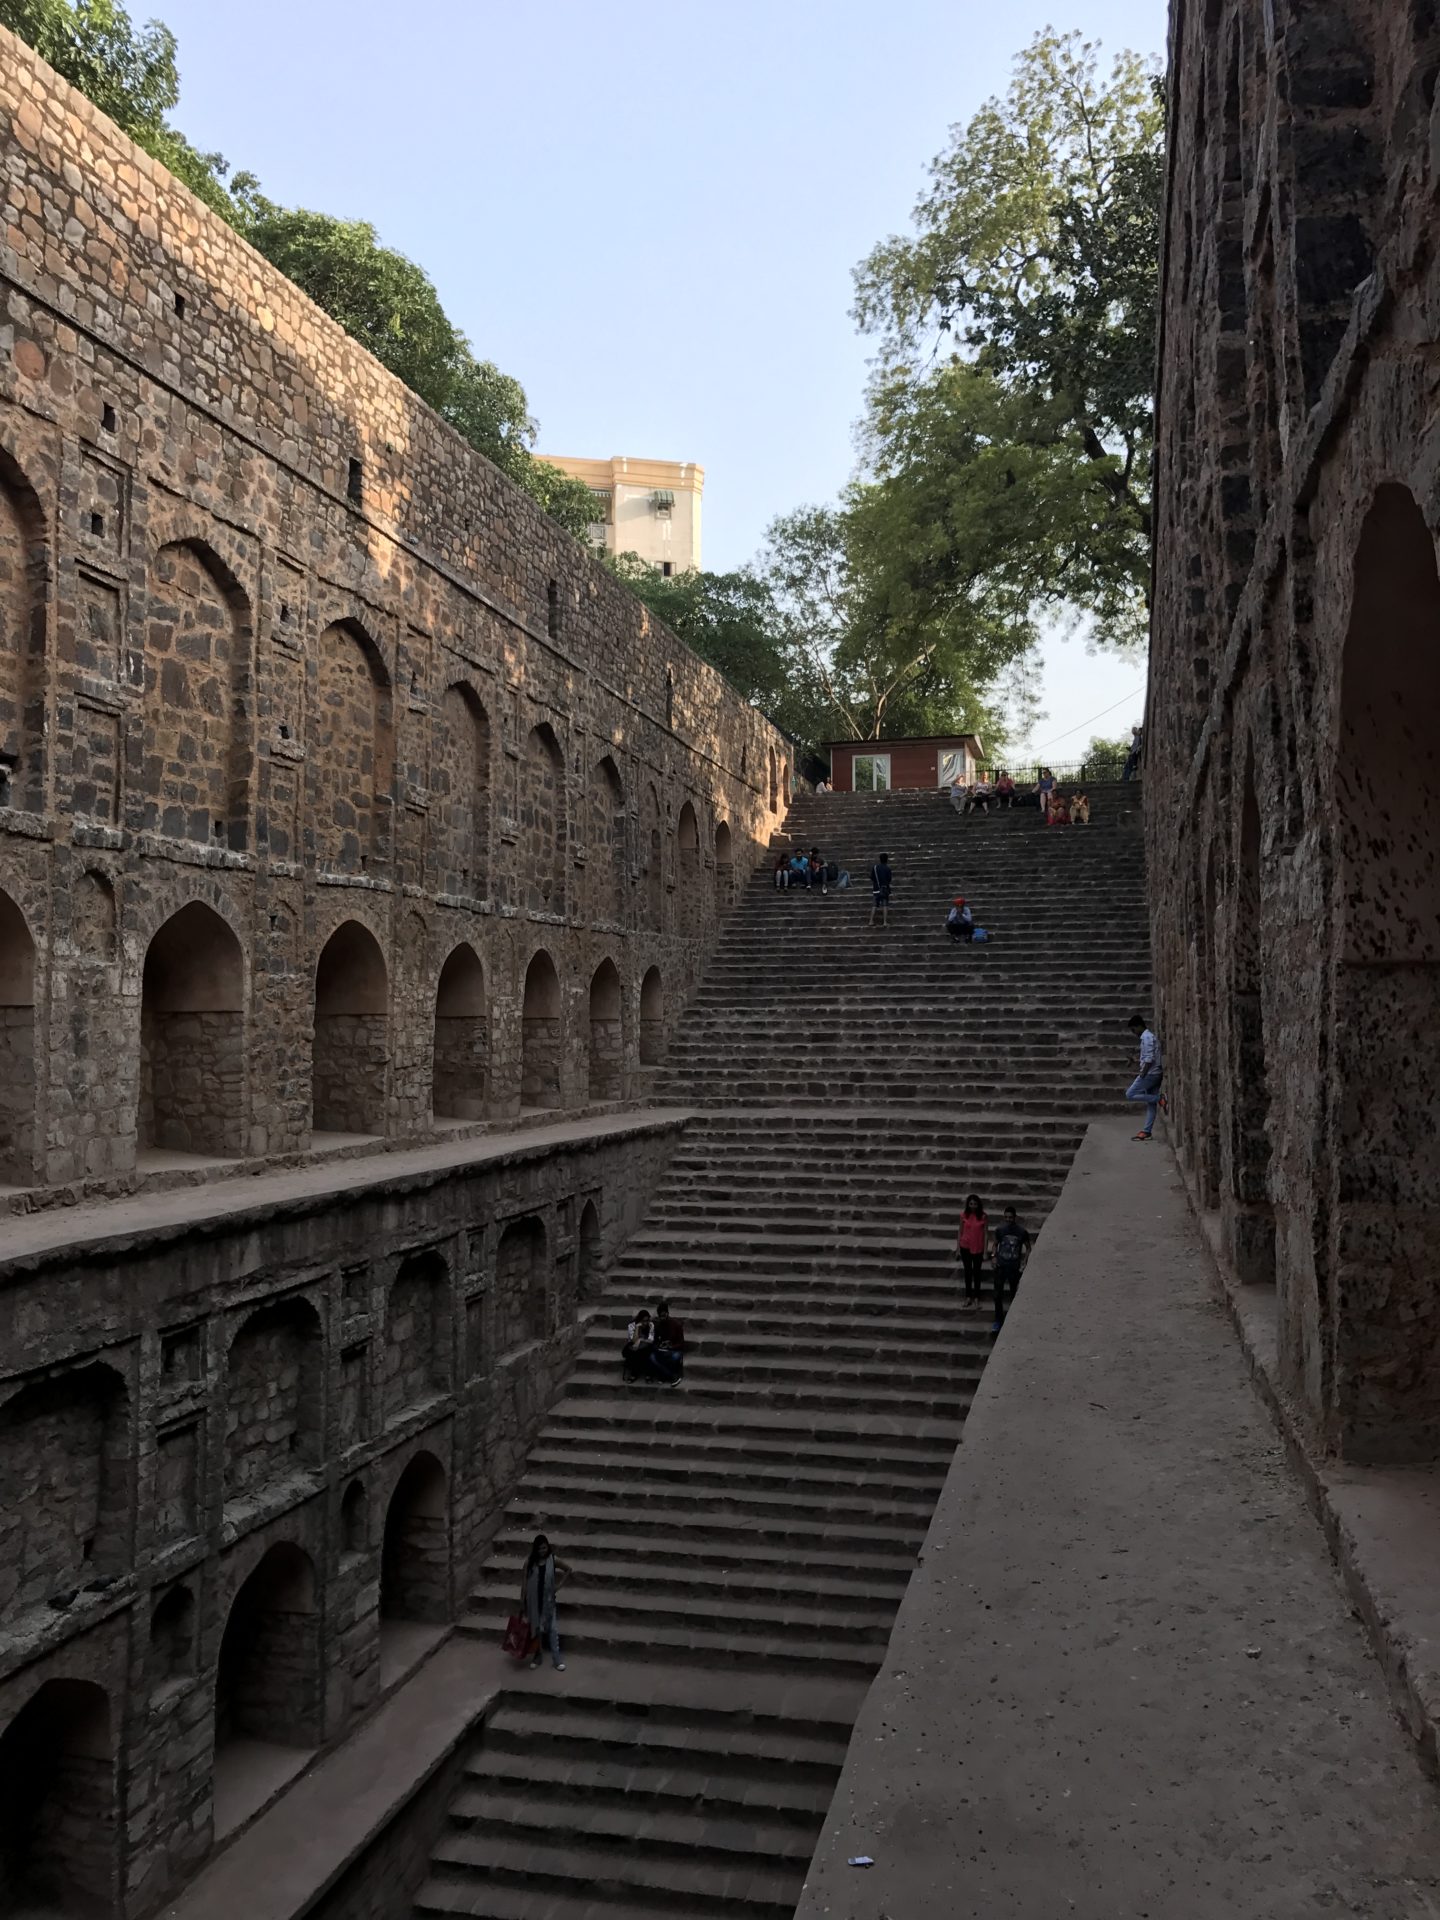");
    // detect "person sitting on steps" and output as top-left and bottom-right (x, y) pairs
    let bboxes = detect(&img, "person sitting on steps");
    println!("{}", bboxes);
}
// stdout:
(1071, 790), (1091, 825)
(622, 1308), (659, 1381)
(995, 772), (1016, 809)
(1048, 790), (1072, 826)
(654, 1299), (686, 1381)
(946, 896), (974, 942)
(1037, 767), (1056, 818)
(773, 850), (790, 890)
(808, 846), (829, 895)
(788, 850), (811, 888)
(964, 776), (994, 814)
